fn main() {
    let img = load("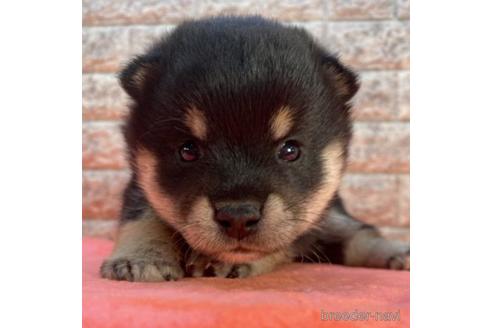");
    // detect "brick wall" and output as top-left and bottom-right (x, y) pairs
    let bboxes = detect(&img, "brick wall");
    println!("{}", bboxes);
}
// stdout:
(82, 0), (410, 242)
